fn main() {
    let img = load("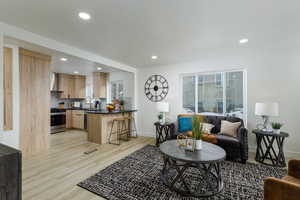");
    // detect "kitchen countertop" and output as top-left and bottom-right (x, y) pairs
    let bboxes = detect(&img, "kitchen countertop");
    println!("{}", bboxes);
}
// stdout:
(86, 109), (137, 114)
(51, 107), (137, 114)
